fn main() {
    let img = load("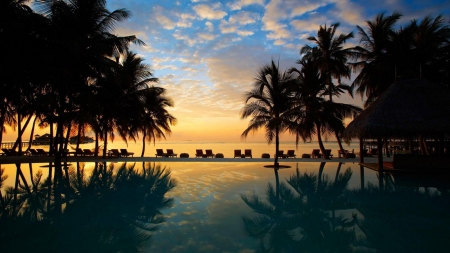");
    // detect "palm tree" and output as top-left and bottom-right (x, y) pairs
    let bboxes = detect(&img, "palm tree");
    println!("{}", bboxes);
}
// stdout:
(300, 23), (355, 155)
(301, 23), (354, 102)
(241, 60), (297, 167)
(349, 12), (402, 107)
(139, 87), (177, 157)
(409, 15), (450, 82)
(34, 0), (143, 157)
(291, 58), (361, 159)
